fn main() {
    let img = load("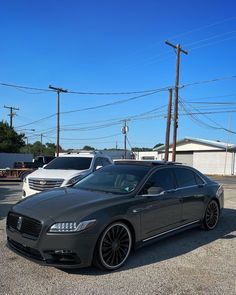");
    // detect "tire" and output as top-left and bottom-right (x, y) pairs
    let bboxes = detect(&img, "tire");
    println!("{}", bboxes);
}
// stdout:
(94, 222), (132, 271)
(203, 200), (220, 230)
